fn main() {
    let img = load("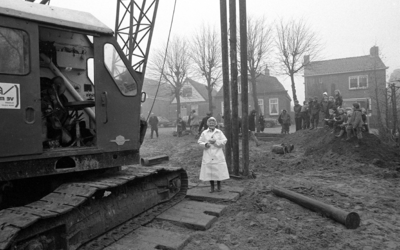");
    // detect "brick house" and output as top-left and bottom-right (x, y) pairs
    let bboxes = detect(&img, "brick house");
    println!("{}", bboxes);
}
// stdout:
(169, 78), (216, 122)
(214, 69), (292, 121)
(141, 78), (173, 119)
(303, 46), (387, 122)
